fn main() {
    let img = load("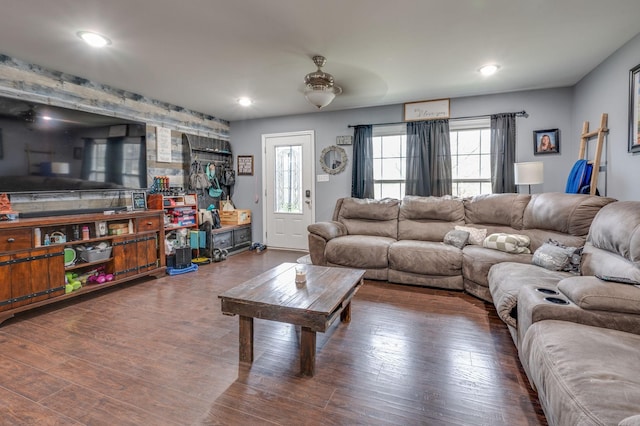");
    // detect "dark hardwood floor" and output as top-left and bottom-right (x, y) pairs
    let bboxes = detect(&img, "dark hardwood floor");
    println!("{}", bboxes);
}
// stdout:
(0, 249), (546, 425)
